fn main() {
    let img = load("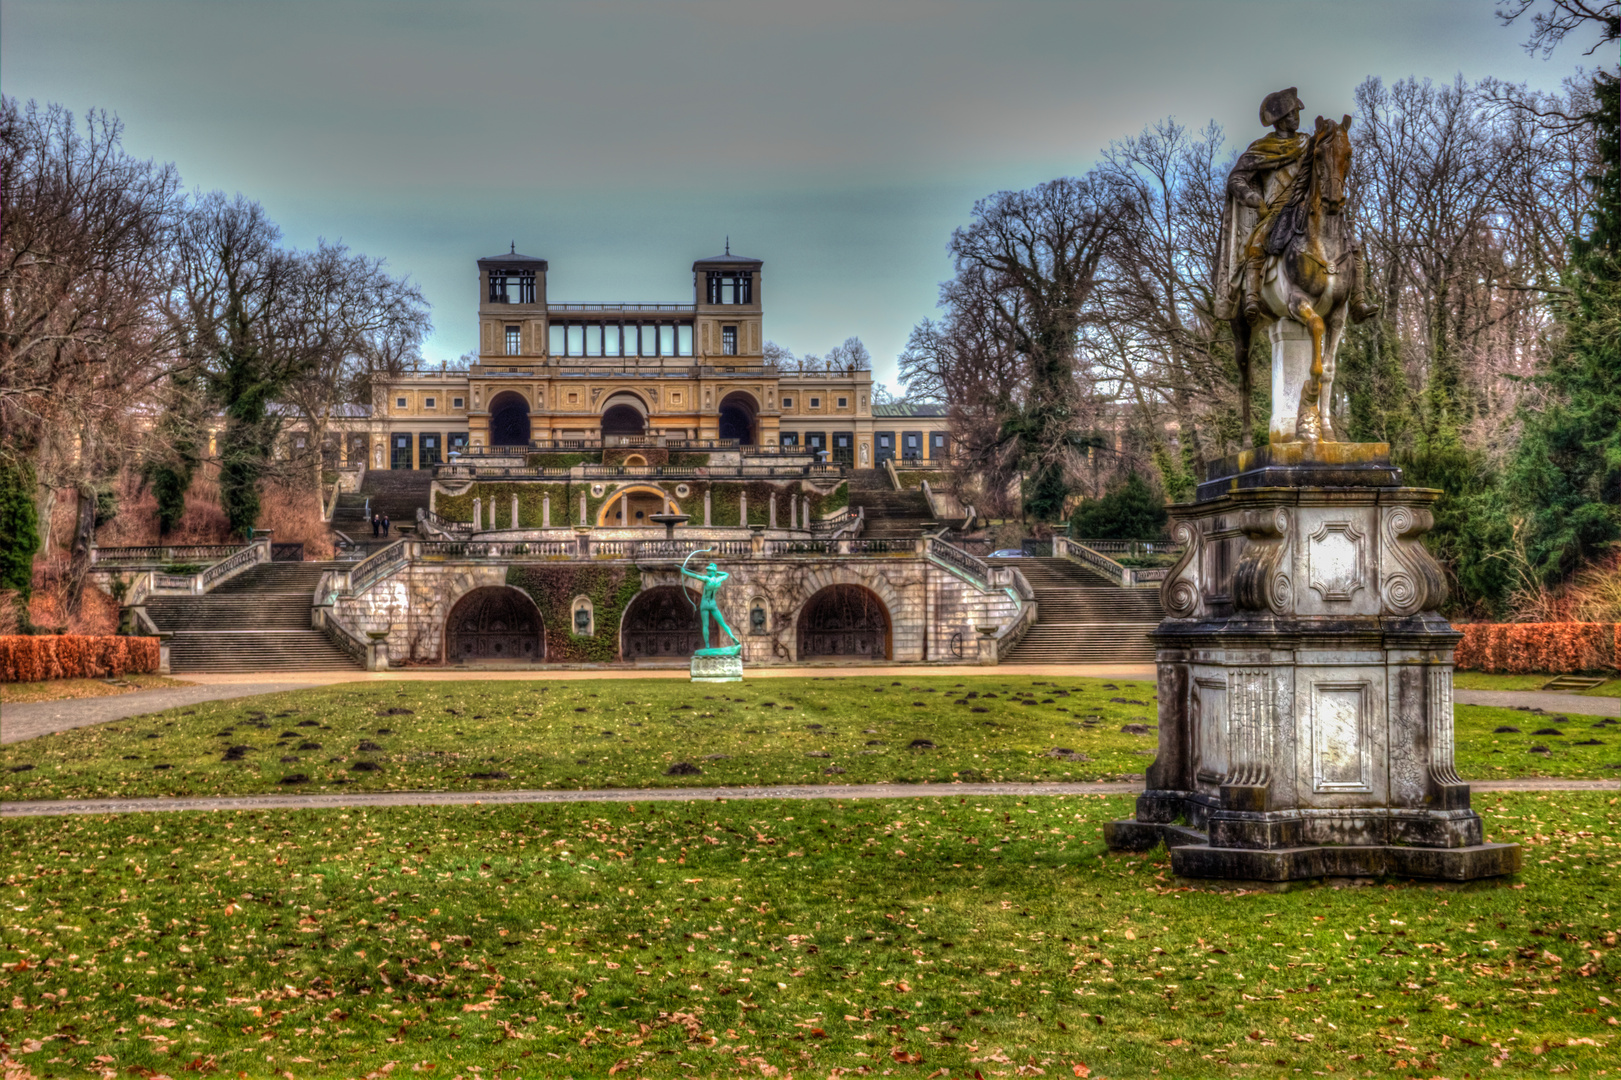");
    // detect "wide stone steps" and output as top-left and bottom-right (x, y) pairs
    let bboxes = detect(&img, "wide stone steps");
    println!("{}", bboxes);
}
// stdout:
(852, 488), (935, 538)
(145, 596), (314, 630)
(990, 556), (1163, 664)
(361, 469), (434, 523)
(143, 559), (359, 673)
(165, 631), (360, 672)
